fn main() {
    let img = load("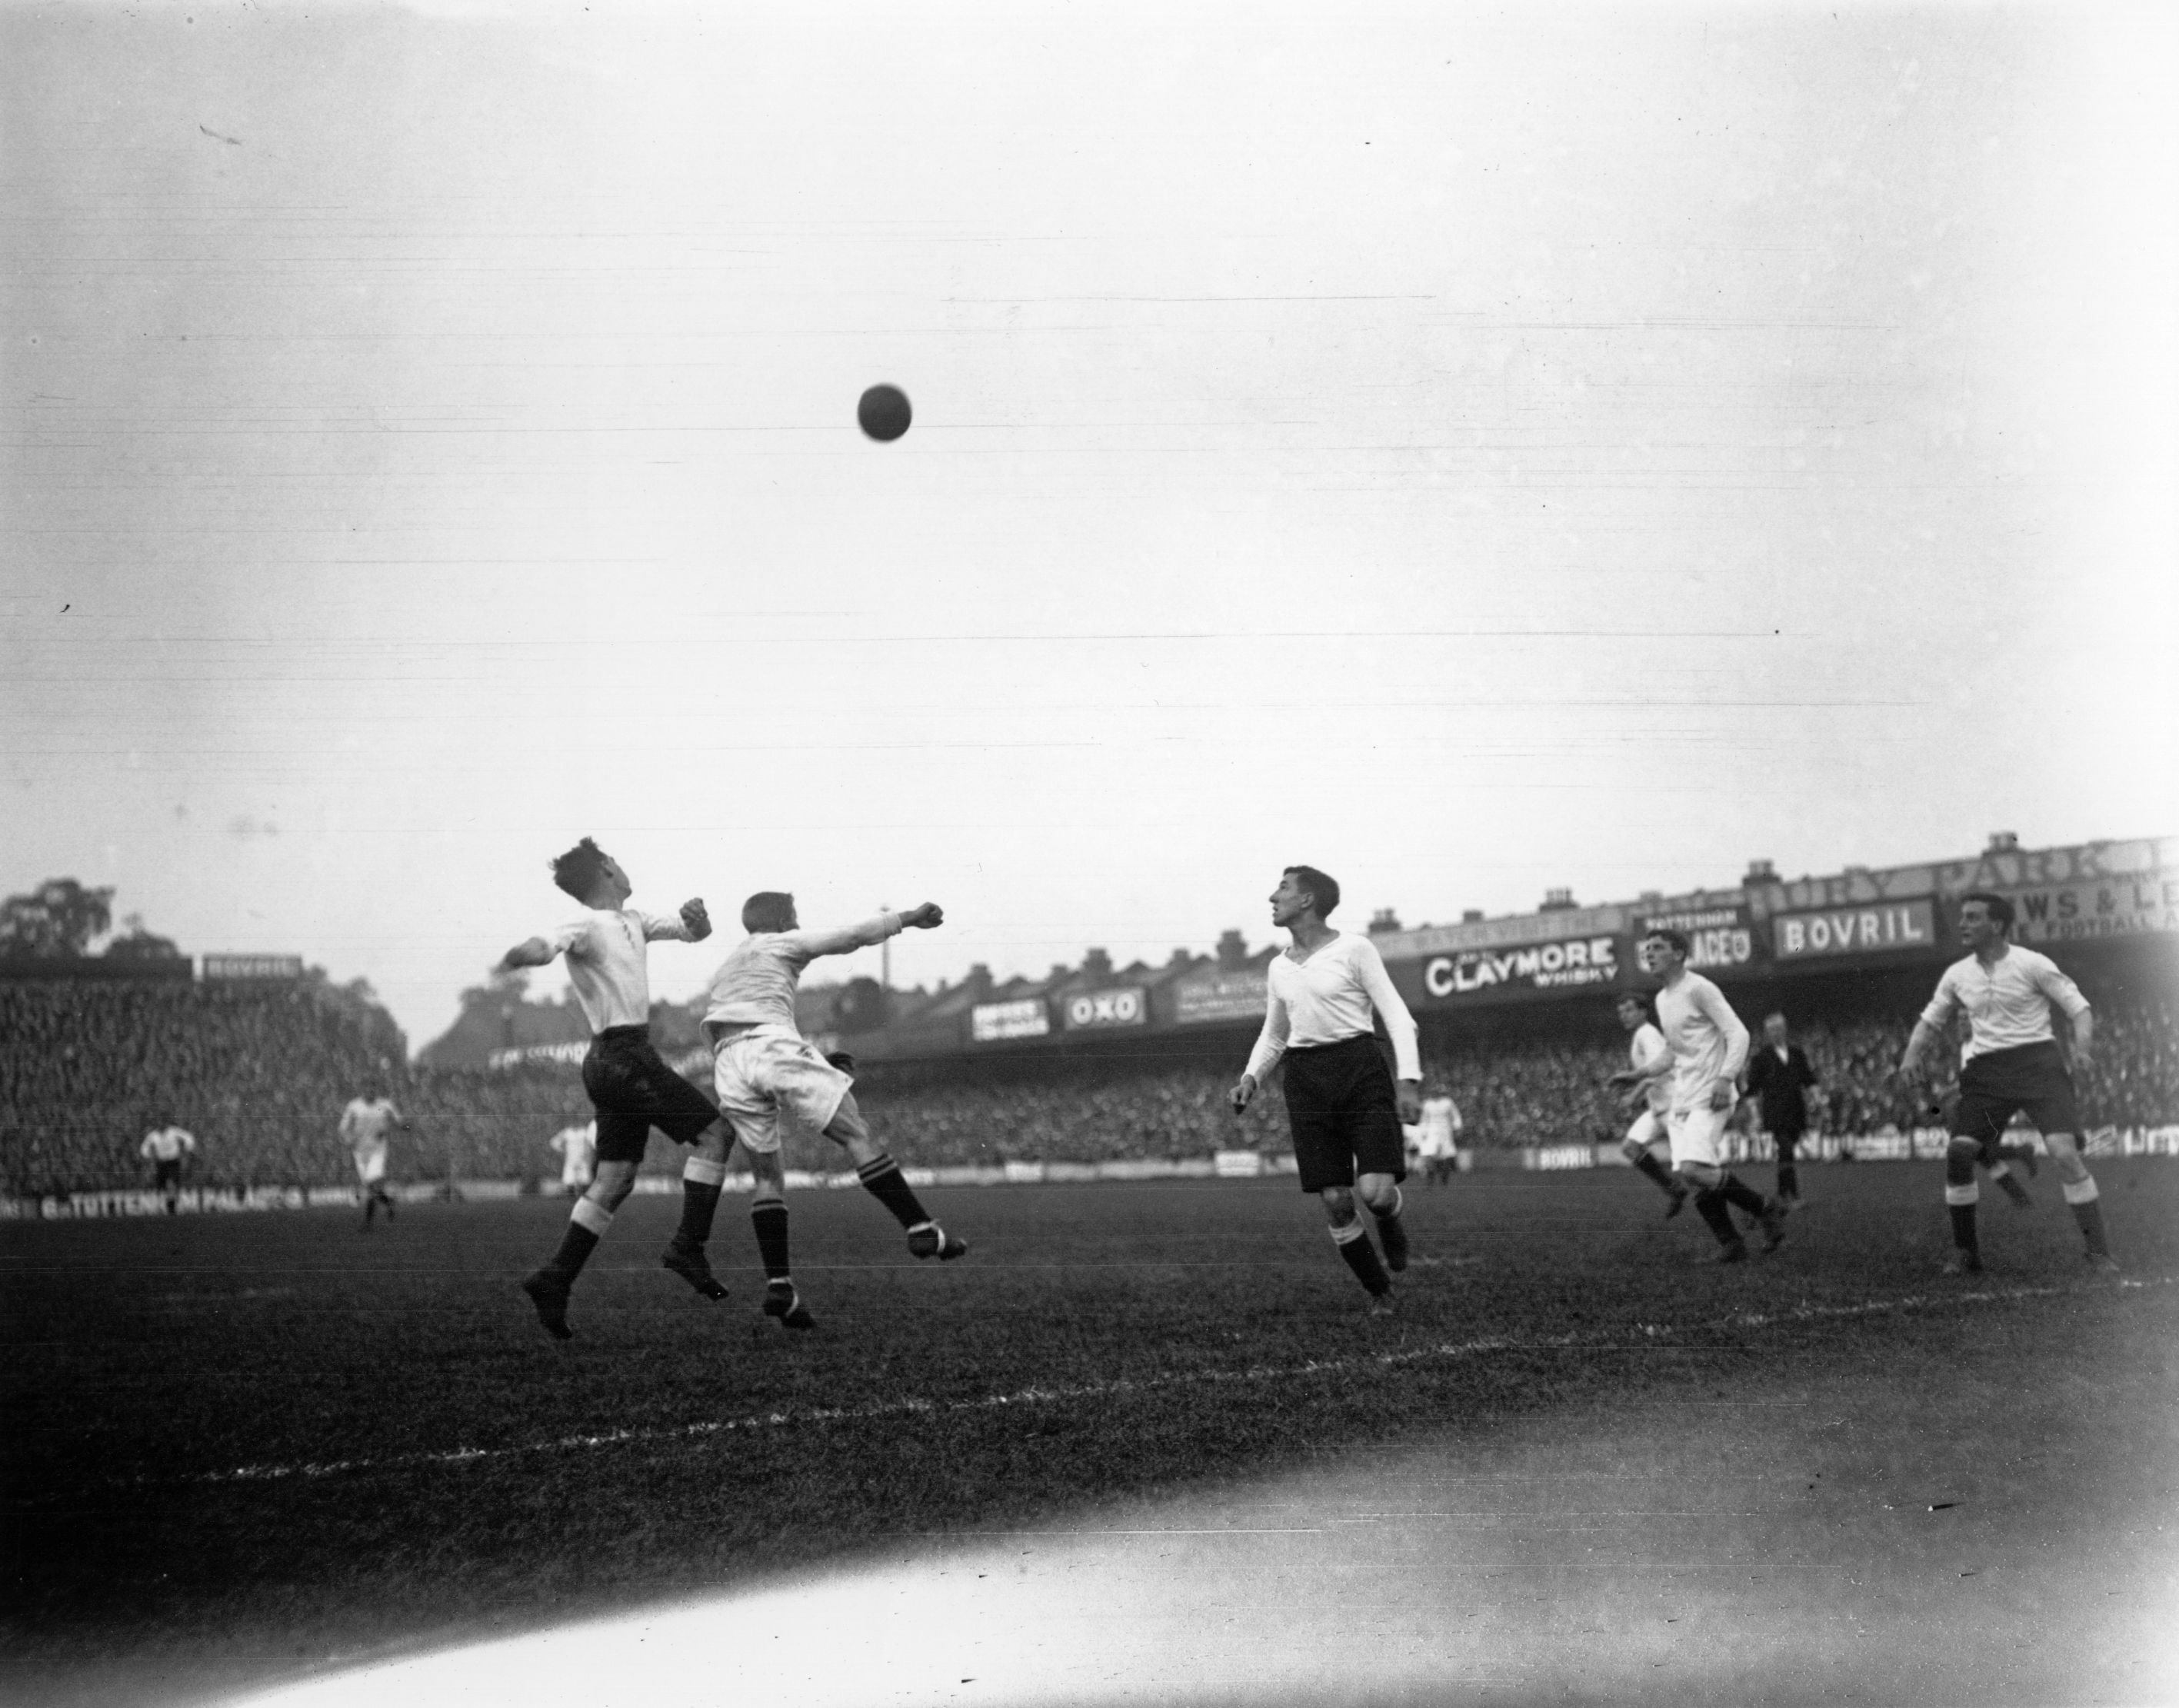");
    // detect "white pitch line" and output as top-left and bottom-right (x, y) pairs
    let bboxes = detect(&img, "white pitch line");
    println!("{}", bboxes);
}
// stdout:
(135, 1271), (2169, 1492)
